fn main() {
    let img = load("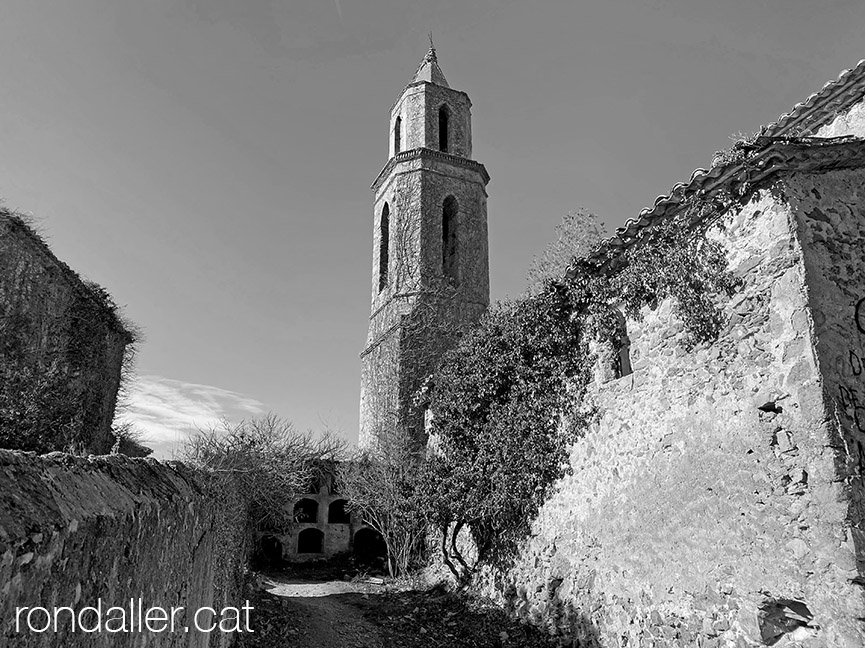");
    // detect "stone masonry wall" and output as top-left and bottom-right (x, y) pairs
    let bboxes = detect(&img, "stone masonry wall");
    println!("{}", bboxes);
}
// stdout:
(0, 451), (247, 648)
(791, 168), (865, 582)
(390, 83), (472, 159)
(362, 151), (489, 448)
(263, 490), (361, 562)
(0, 213), (131, 454)
(487, 179), (865, 646)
